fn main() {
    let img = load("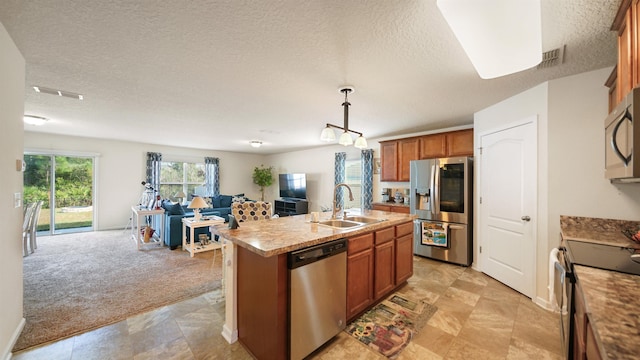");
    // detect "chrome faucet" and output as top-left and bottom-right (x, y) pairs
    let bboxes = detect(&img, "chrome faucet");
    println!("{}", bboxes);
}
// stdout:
(332, 183), (354, 220)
